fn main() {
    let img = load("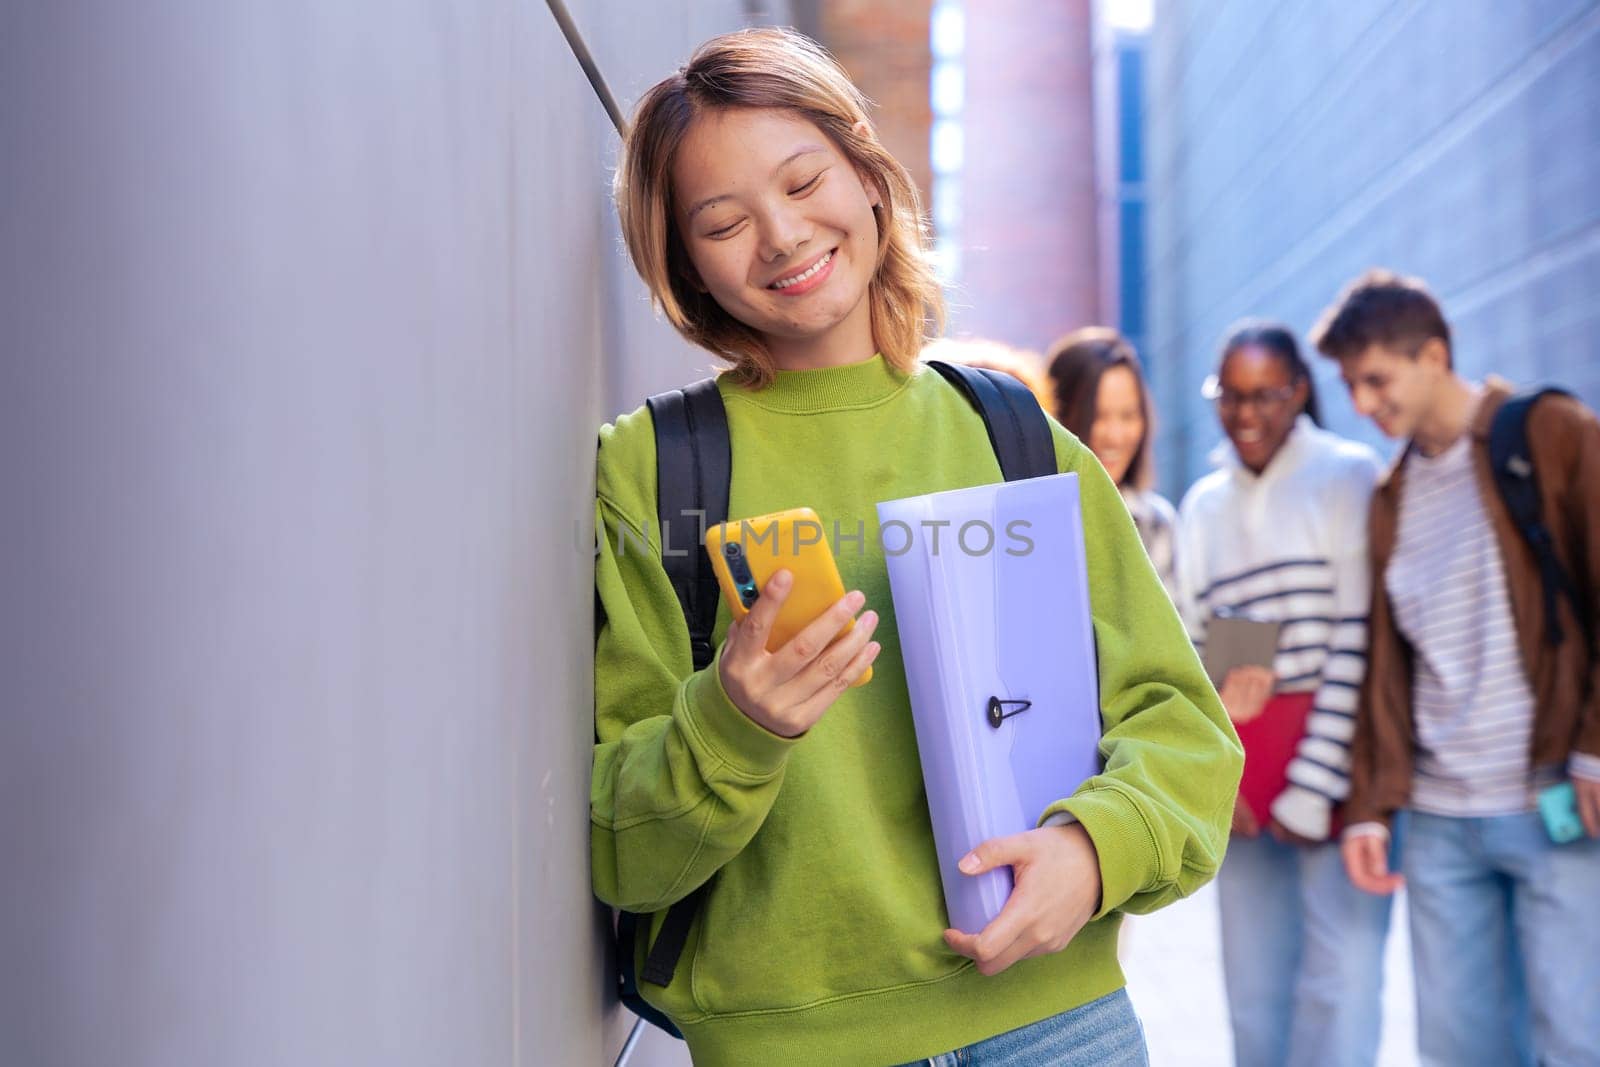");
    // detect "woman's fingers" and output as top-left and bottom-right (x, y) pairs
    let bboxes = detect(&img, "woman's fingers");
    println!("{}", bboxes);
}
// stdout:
(768, 589), (868, 685)
(727, 569), (793, 657)
(781, 635), (882, 731)
(774, 608), (878, 699)
(720, 579), (878, 737)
